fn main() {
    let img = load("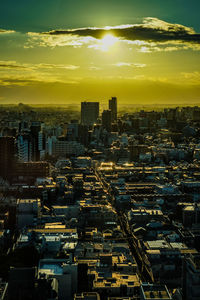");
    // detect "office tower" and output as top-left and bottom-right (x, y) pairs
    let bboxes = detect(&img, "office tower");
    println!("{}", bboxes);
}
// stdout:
(0, 136), (15, 180)
(102, 110), (112, 132)
(109, 97), (117, 122)
(81, 102), (99, 126)
(19, 121), (29, 132)
(8, 267), (37, 300)
(30, 122), (42, 161)
(78, 125), (89, 147)
(15, 162), (50, 182)
(67, 120), (79, 141)
(17, 134), (33, 162)
(183, 254), (200, 300)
